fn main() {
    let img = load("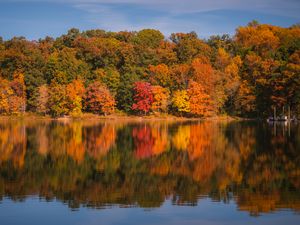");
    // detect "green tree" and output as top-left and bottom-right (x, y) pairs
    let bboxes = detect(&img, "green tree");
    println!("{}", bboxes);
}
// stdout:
(93, 67), (120, 96)
(45, 48), (91, 84)
(48, 81), (68, 116)
(116, 73), (139, 113)
(170, 32), (212, 63)
(133, 29), (164, 48)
